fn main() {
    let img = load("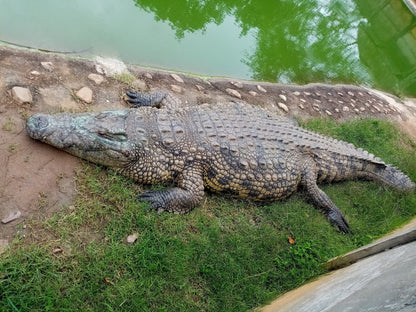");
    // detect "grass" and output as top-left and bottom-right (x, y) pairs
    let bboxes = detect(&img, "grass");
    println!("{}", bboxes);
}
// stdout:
(1, 118), (415, 311)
